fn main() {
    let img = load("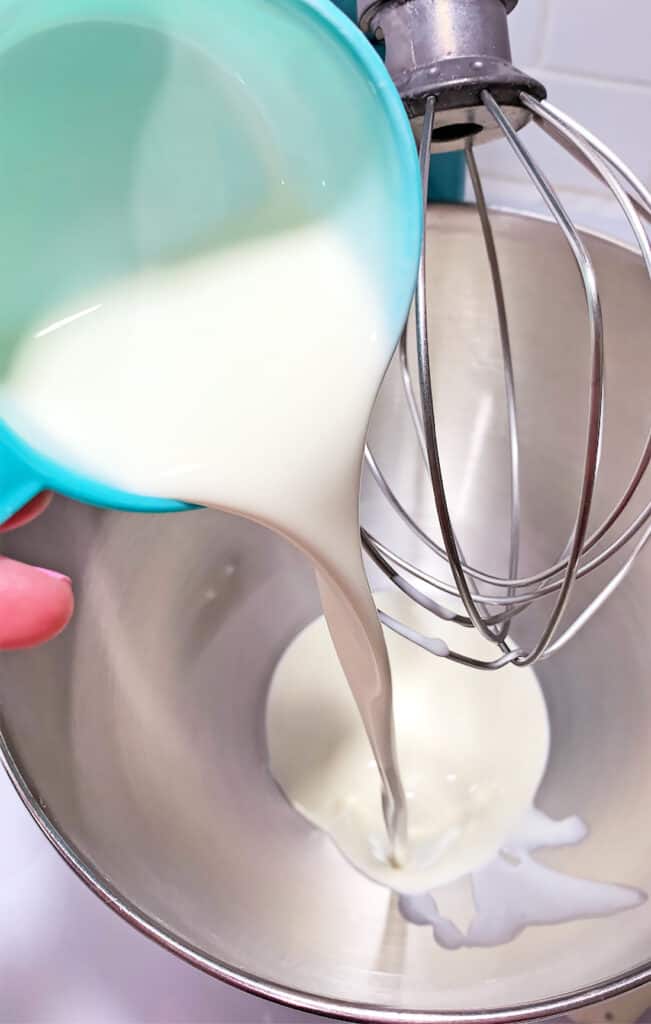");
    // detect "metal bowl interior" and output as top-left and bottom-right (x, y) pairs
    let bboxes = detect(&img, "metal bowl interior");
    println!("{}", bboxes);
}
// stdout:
(1, 205), (651, 1022)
